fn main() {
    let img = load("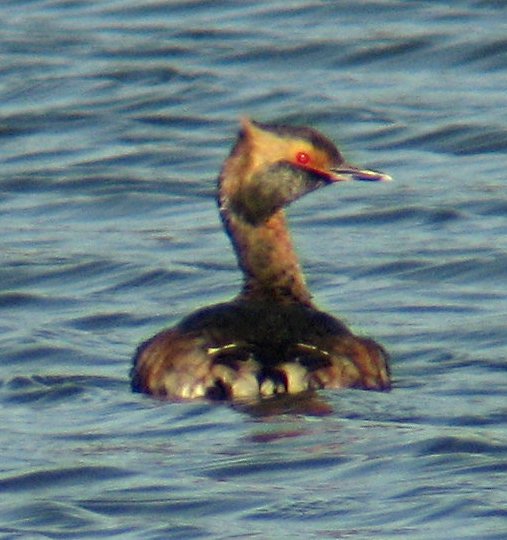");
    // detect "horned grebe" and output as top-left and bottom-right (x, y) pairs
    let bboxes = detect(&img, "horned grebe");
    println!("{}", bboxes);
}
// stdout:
(131, 118), (391, 400)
